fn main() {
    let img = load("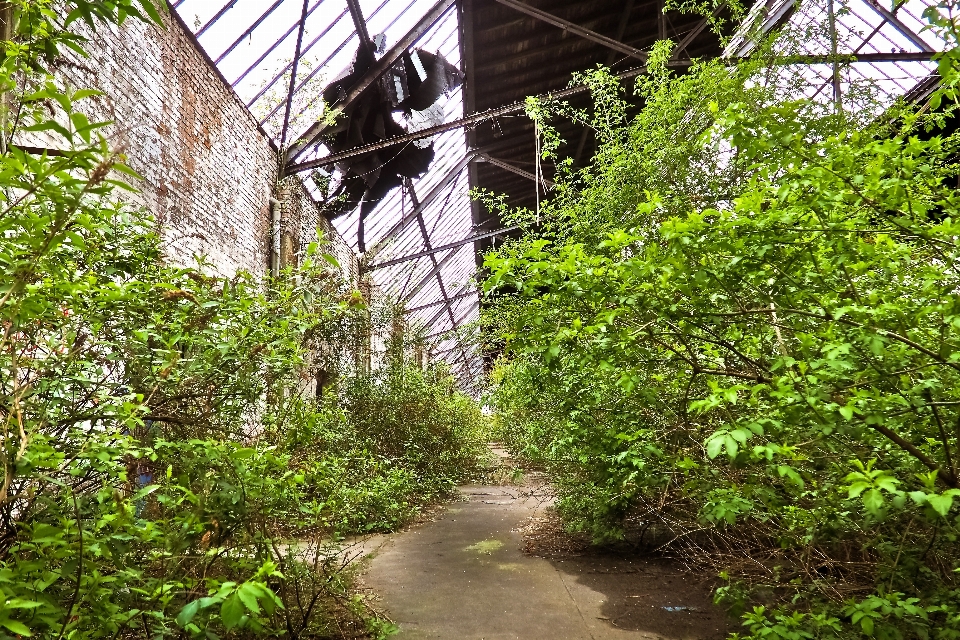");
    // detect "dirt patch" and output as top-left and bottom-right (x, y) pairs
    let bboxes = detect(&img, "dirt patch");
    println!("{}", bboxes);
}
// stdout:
(520, 509), (733, 640)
